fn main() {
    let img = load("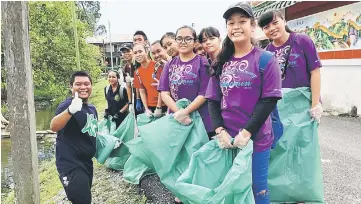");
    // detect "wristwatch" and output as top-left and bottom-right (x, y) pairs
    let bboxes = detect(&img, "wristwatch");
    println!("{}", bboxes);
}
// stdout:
(156, 107), (162, 110)
(128, 102), (132, 105)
